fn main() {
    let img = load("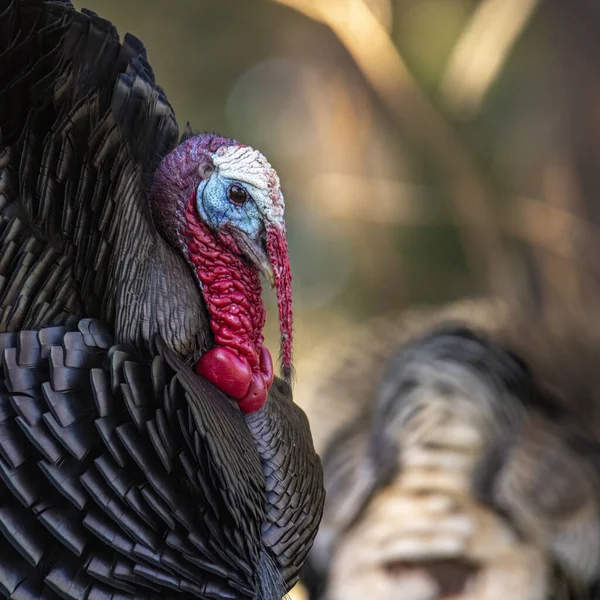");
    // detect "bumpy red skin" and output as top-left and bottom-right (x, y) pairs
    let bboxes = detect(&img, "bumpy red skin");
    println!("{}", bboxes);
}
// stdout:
(184, 197), (274, 413)
(150, 134), (291, 413)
